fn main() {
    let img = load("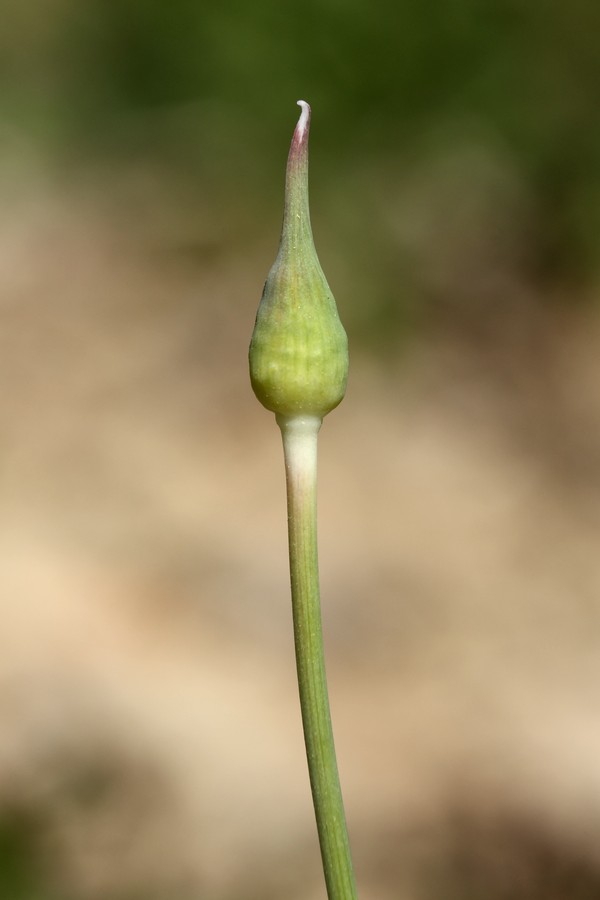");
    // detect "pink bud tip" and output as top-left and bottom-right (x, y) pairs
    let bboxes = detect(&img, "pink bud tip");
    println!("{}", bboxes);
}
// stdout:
(296, 100), (311, 141)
